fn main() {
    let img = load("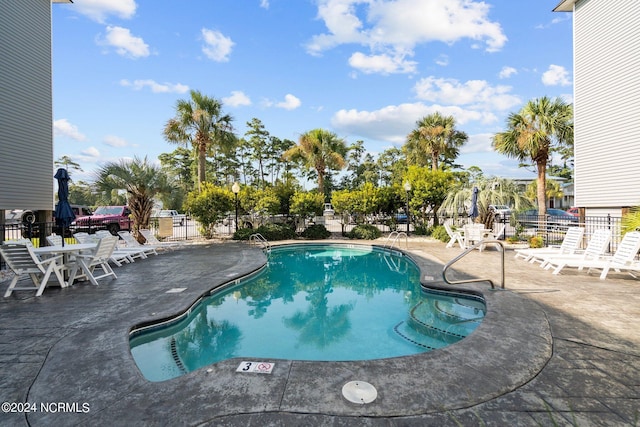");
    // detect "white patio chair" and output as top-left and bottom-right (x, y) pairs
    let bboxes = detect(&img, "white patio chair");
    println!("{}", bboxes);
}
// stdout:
(463, 223), (487, 251)
(444, 223), (464, 249)
(571, 231), (640, 280)
(514, 227), (585, 264)
(117, 231), (158, 257)
(77, 231), (138, 266)
(541, 228), (612, 275)
(67, 236), (118, 286)
(46, 234), (63, 246)
(139, 229), (181, 249)
(1, 242), (67, 297)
